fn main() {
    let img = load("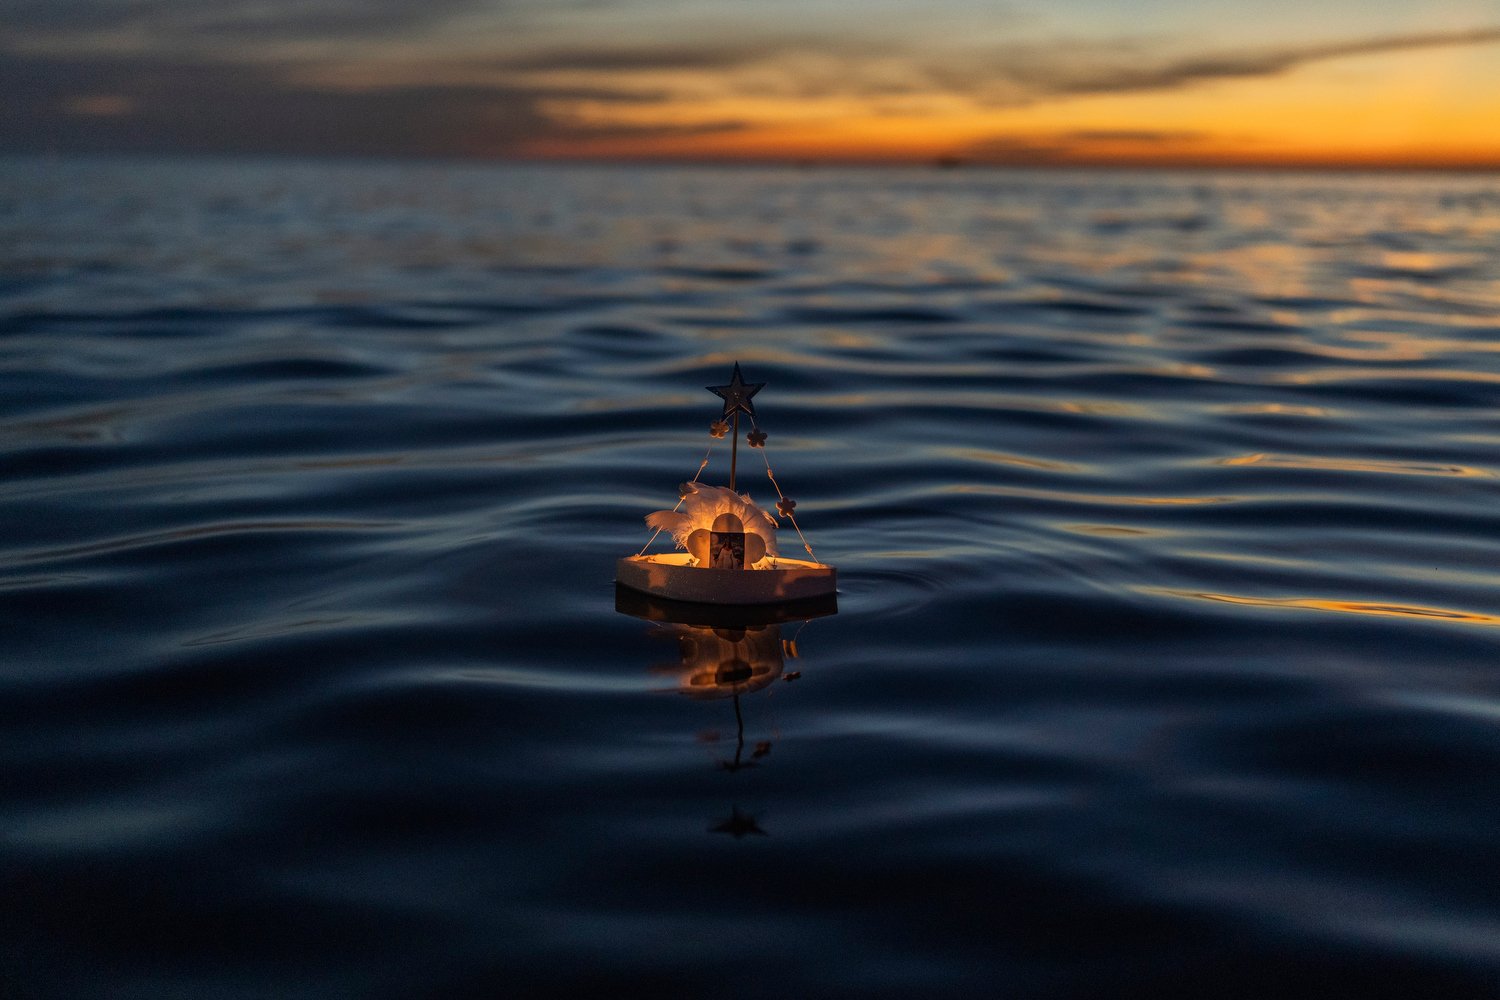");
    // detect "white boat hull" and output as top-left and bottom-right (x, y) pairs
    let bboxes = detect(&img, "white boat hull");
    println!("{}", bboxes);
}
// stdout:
(615, 553), (837, 605)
